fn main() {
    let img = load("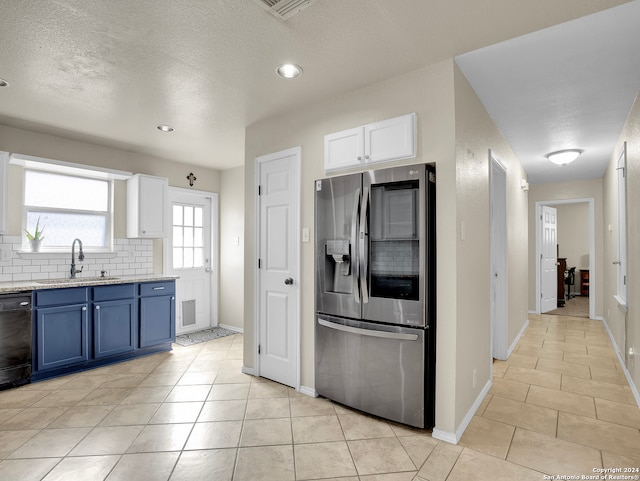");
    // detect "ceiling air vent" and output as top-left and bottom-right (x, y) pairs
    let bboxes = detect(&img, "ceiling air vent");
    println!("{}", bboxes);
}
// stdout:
(256, 0), (316, 20)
